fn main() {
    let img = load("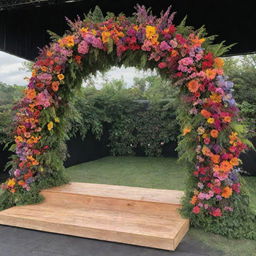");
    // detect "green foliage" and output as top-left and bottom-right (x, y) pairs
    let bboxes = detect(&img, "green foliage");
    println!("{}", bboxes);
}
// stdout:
(0, 83), (23, 144)
(70, 80), (179, 157)
(224, 54), (256, 138)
